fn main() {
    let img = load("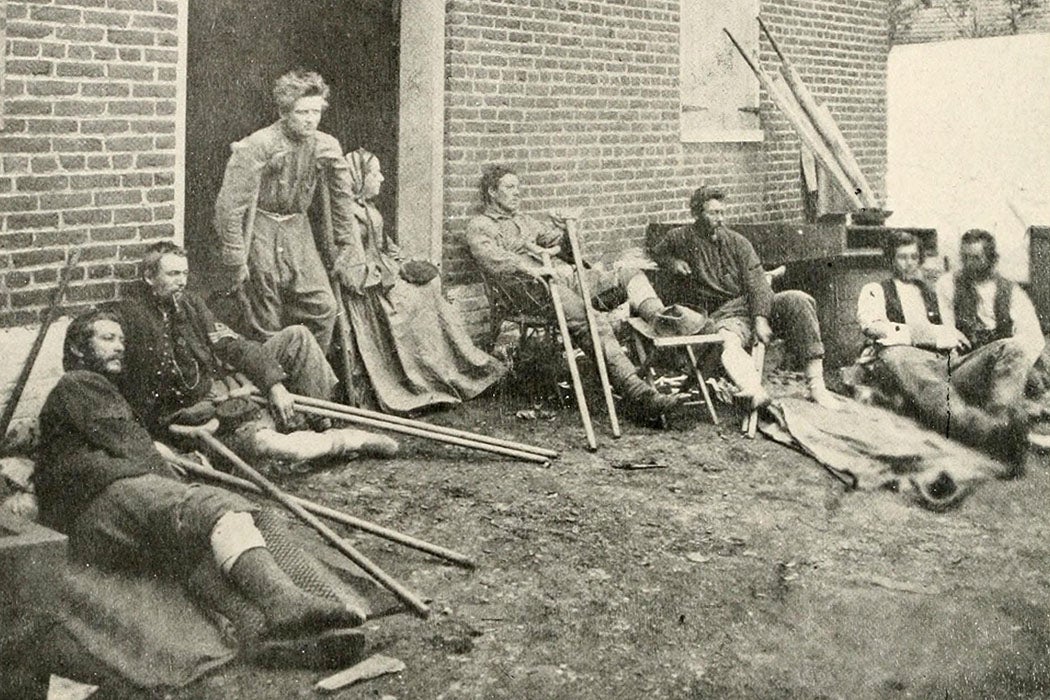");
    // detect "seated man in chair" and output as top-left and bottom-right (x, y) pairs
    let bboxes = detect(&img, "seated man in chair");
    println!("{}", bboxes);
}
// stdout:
(32, 308), (366, 668)
(855, 229), (1044, 467)
(465, 164), (702, 423)
(116, 241), (396, 461)
(649, 185), (841, 410)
